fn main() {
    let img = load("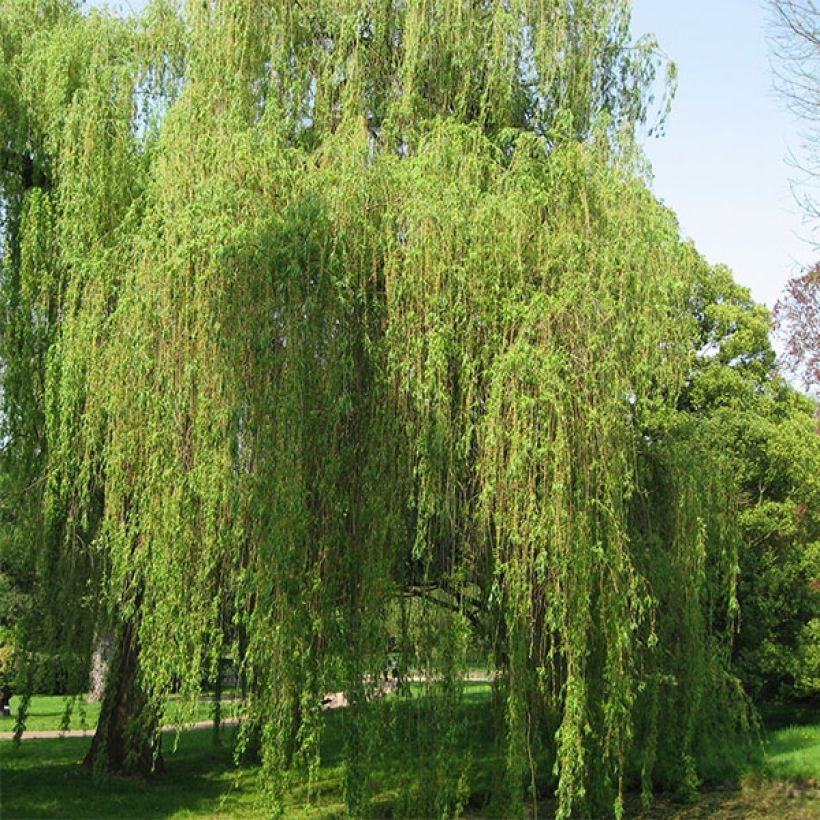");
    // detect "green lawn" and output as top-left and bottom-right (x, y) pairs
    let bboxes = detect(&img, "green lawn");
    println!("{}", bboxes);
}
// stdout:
(2, 695), (101, 733)
(1, 730), (274, 819)
(1, 711), (350, 819)
(2, 686), (492, 734)
(1, 693), (817, 819)
(754, 722), (820, 782)
(1, 694), (241, 734)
